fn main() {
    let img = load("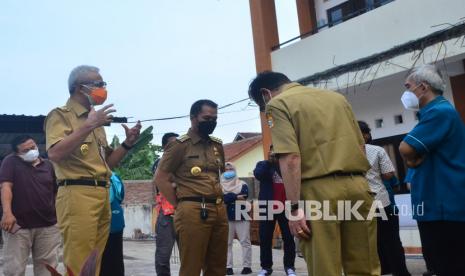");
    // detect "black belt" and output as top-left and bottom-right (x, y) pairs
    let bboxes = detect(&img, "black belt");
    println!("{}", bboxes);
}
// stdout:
(178, 196), (223, 204)
(332, 172), (364, 177)
(58, 179), (108, 187)
(311, 172), (365, 181)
